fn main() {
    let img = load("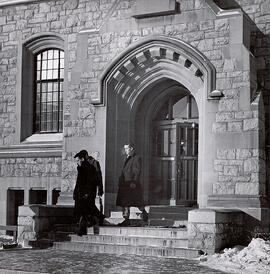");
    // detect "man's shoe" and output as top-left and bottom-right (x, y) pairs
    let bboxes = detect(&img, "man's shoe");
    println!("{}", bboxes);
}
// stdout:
(141, 210), (149, 222)
(117, 219), (130, 226)
(99, 216), (105, 226)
